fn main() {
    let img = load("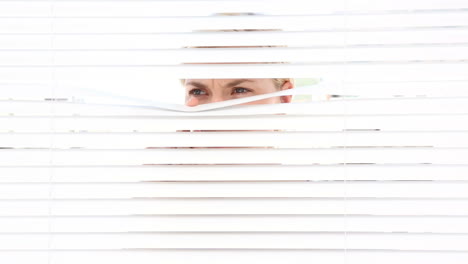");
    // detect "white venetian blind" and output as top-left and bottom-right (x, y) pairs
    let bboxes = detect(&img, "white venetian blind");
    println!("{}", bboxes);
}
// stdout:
(1, 0), (468, 263)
